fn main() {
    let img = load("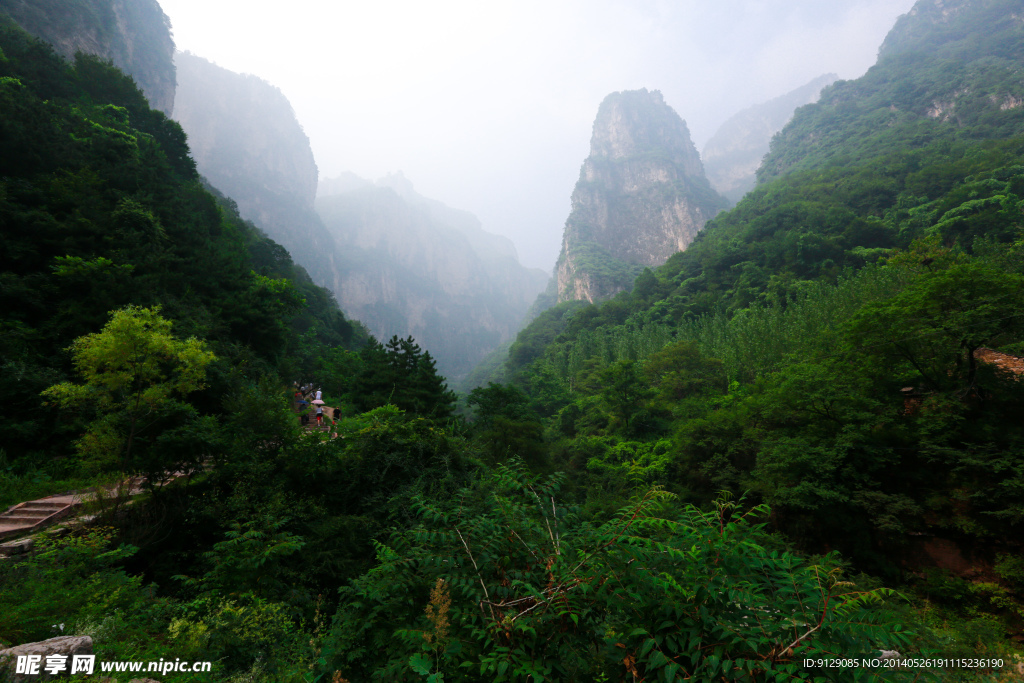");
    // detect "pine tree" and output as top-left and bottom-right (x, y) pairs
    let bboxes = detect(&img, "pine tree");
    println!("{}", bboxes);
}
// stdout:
(354, 336), (455, 419)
